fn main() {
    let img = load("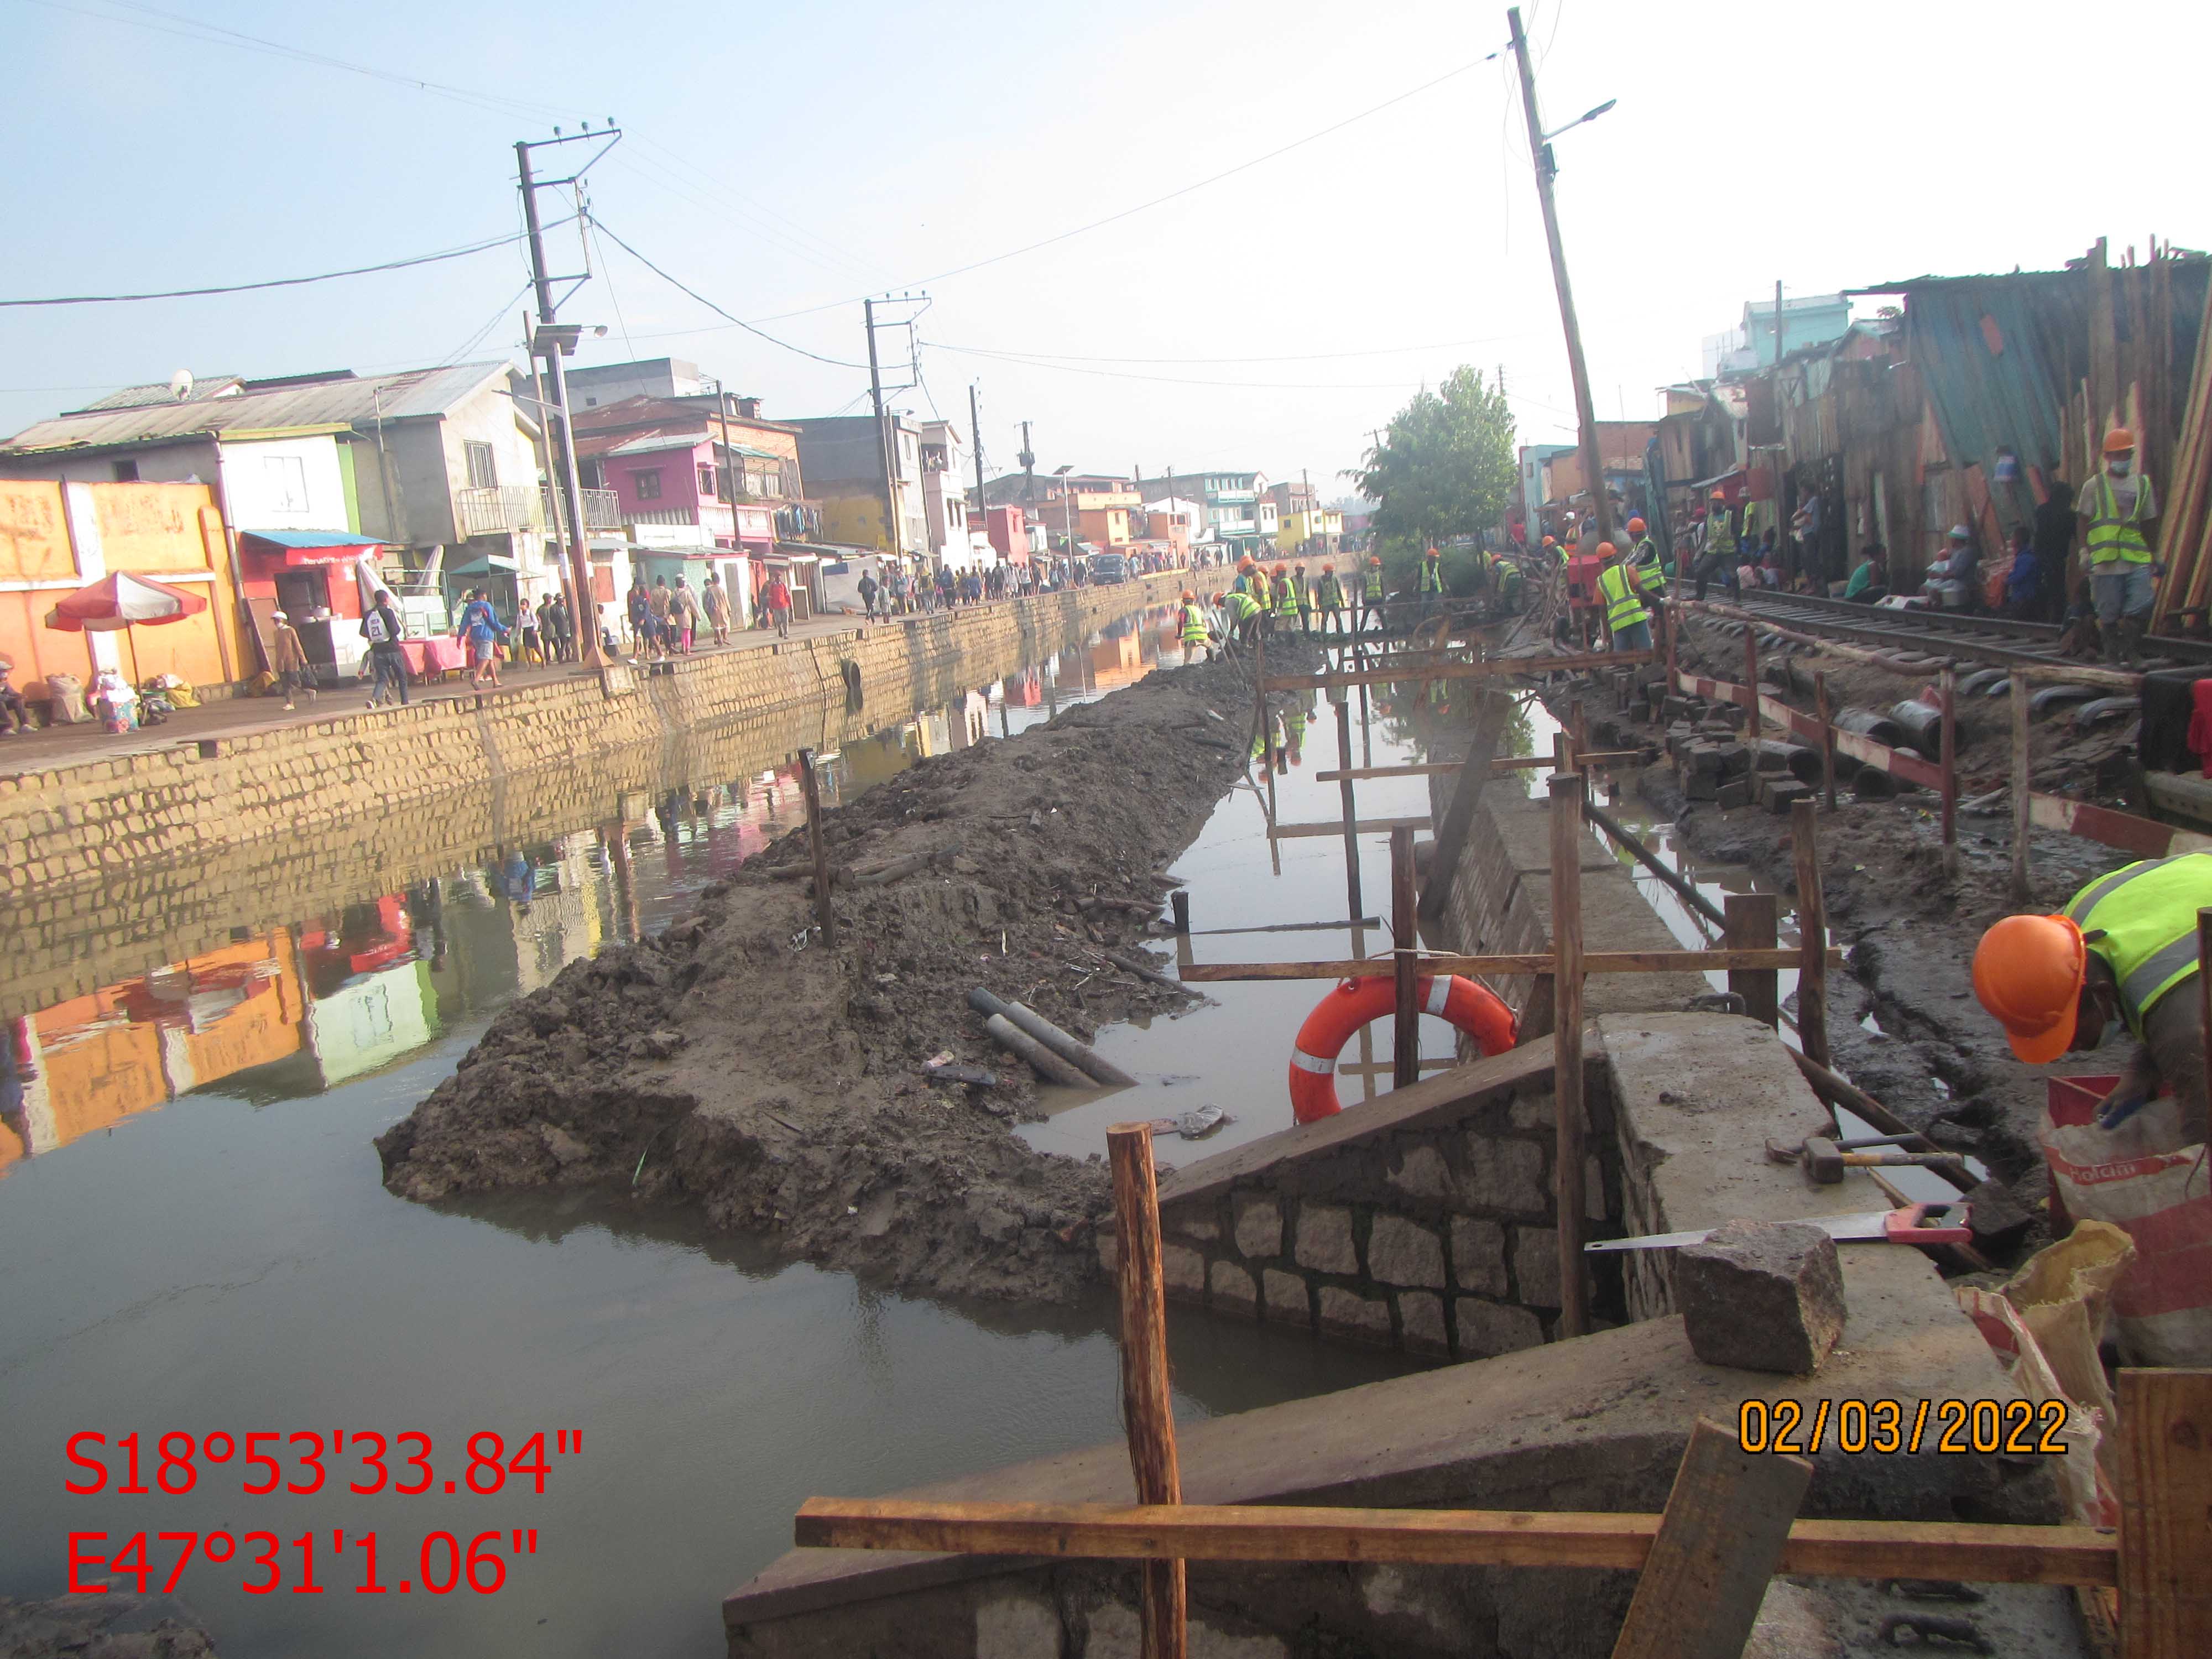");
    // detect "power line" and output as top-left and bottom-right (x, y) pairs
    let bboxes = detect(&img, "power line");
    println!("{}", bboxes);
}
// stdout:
(0, 226), (538, 307)
(585, 218), (868, 370)
(925, 332), (1542, 366)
